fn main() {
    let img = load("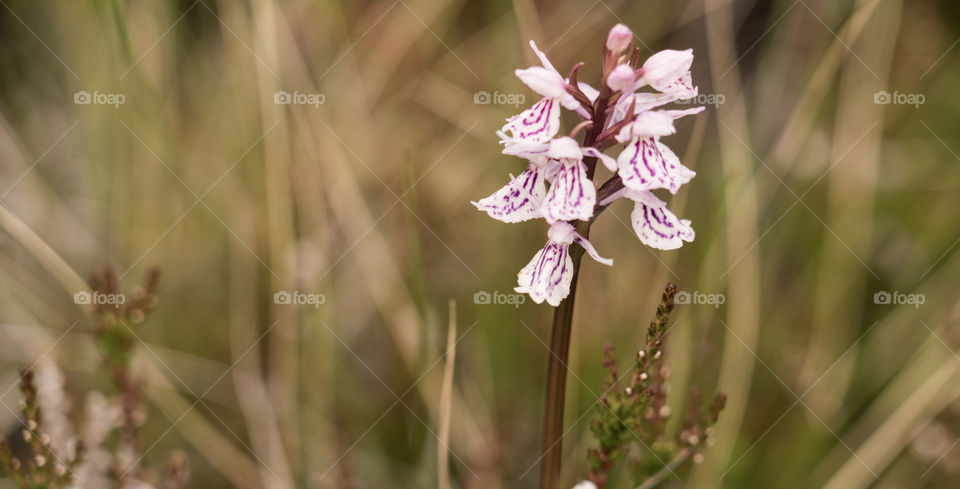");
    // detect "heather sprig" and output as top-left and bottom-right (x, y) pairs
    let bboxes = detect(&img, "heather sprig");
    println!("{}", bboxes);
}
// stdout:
(0, 368), (84, 489)
(584, 284), (726, 489)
